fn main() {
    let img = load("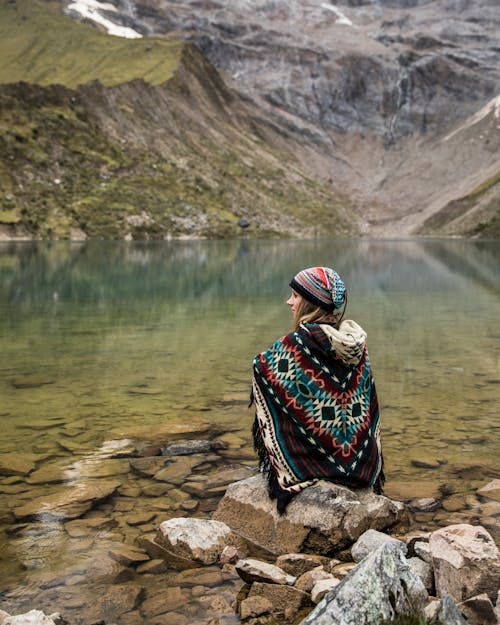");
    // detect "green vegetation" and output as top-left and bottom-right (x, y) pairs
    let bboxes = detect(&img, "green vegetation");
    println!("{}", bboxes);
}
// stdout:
(0, 0), (182, 88)
(377, 615), (435, 625)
